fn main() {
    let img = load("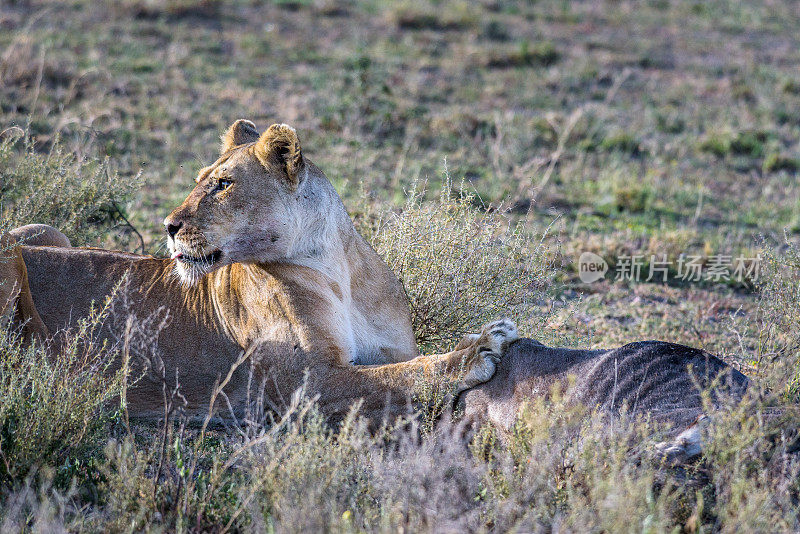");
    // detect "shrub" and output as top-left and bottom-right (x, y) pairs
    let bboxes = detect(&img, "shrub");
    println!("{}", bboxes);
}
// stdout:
(389, 1), (479, 31)
(763, 153), (800, 174)
(485, 40), (559, 68)
(655, 111), (686, 134)
(4, 376), (799, 532)
(600, 131), (643, 155)
(362, 177), (554, 354)
(697, 133), (731, 157)
(728, 241), (800, 400)
(0, 297), (125, 488)
(0, 125), (136, 491)
(780, 78), (800, 95)
(0, 128), (139, 245)
(613, 182), (651, 212)
(729, 130), (769, 158)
